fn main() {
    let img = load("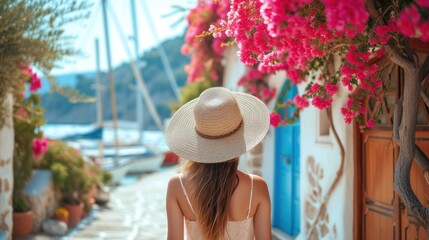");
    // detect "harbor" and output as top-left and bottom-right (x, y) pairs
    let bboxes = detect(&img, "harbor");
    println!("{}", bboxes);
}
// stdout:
(42, 123), (170, 185)
(2, 0), (429, 239)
